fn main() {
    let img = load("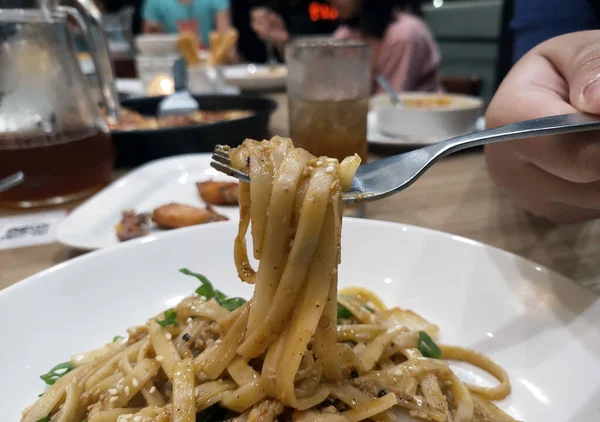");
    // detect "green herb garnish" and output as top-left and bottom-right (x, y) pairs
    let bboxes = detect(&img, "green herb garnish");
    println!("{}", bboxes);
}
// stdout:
(155, 308), (178, 327)
(36, 417), (50, 422)
(418, 330), (442, 359)
(337, 302), (353, 319)
(180, 268), (246, 311)
(39, 361), (73, 385)
(218, 297), (247, 311)
(112, 335), (125, 342)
